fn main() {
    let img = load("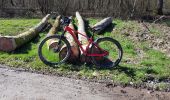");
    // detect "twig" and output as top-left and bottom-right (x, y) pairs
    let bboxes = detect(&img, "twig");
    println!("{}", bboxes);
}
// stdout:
(141, 22), (151, 32)
(153, 15), (165, 23)
(142, 15), (166, 32)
